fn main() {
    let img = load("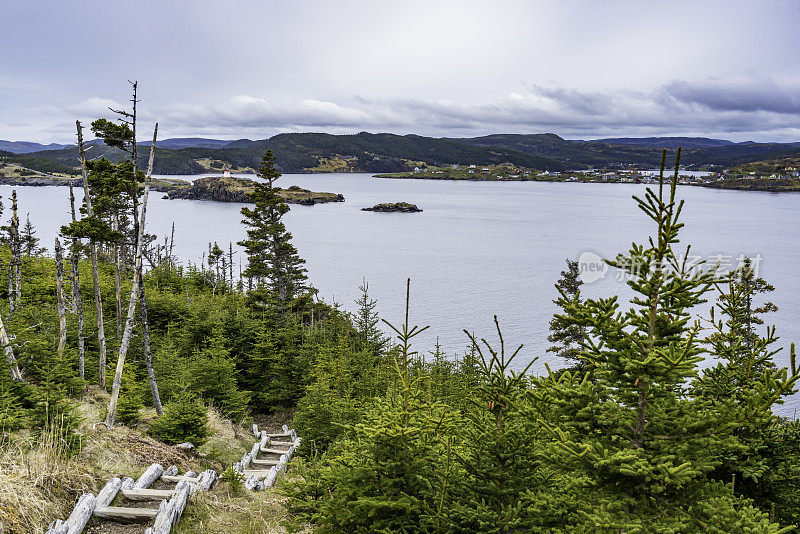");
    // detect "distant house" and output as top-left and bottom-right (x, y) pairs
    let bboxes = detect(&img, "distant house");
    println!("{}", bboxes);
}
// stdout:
(467, 170), (475, 174)
(469, 164), (476, 168)
(452, 164), (459, 169)
(223, 169), (231, 178)
(413, 167), (421, 173)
